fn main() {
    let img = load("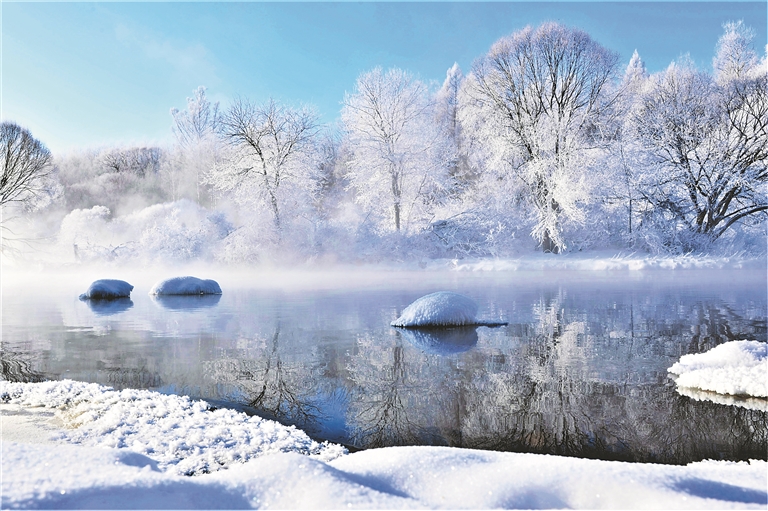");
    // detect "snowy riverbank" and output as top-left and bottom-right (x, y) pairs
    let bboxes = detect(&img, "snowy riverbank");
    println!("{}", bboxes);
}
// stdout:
(2, 380), (766, 509)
